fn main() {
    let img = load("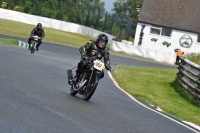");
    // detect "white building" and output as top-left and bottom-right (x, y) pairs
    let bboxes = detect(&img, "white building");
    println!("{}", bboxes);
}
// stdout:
(134, 0), (200, 54)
